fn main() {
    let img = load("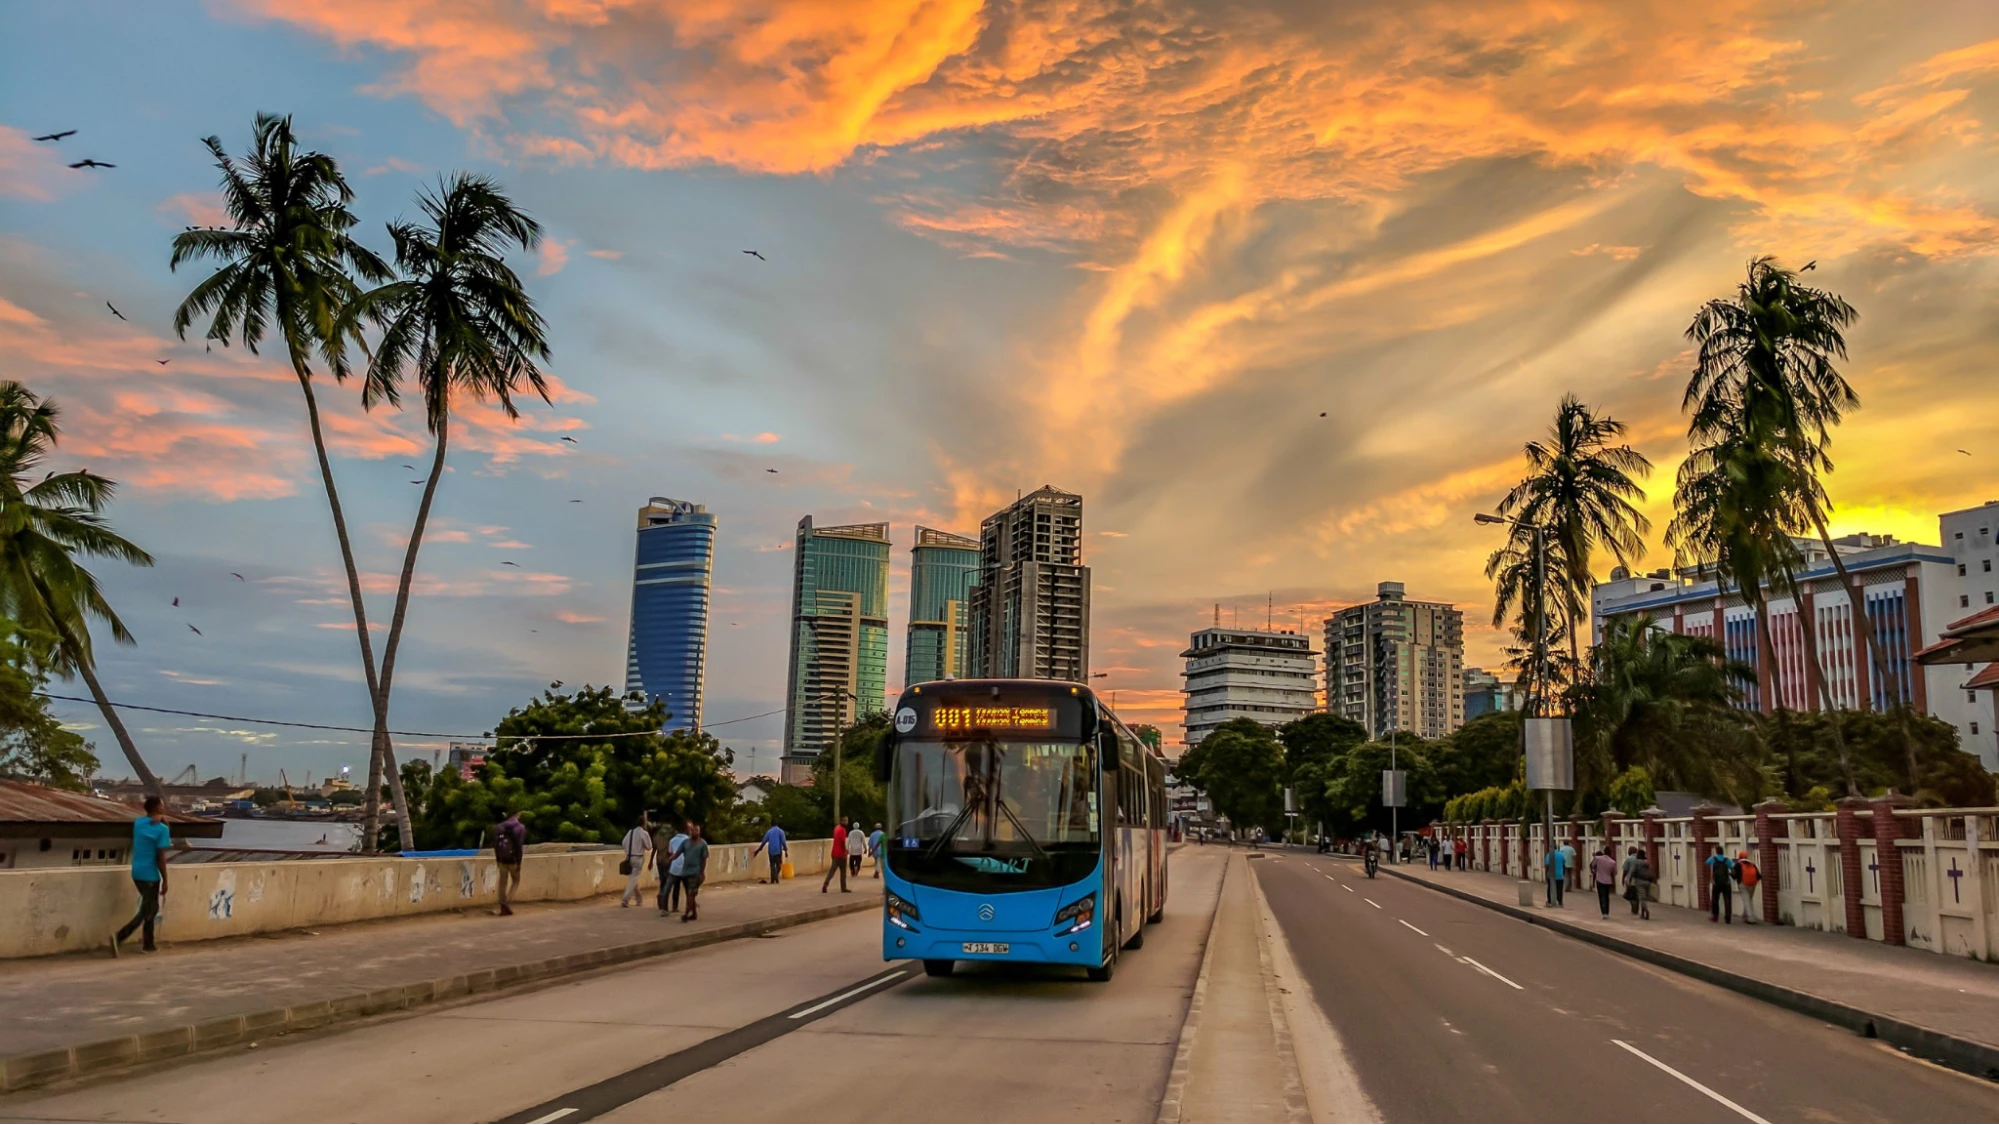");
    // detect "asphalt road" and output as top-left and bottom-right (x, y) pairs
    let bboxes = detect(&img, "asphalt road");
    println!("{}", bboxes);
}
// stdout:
(1256, 854), (1999, 1123)
(0, 850), (1224, 1124)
